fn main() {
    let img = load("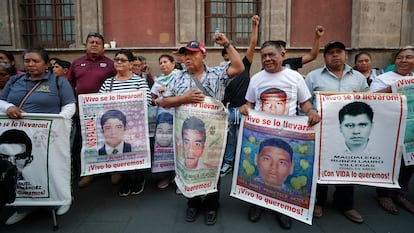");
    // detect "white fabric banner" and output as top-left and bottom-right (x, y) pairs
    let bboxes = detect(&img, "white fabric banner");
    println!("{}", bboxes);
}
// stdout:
(174, 96), (228, 198)
(230, 110), (317, 225)
(151, 107), (175, 173)
(78, 91), (151, 176)
(0, 114), (72, 206)
(392, 78), (414, 165)
(315, 92), (406, 187)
